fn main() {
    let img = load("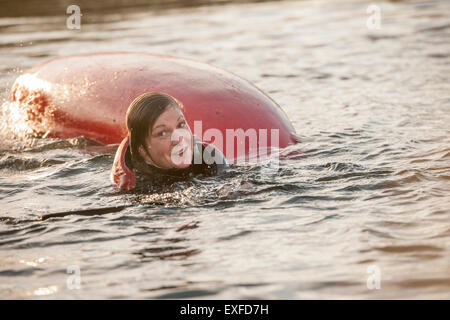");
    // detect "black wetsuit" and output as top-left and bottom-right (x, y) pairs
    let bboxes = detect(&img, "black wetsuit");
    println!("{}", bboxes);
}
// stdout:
(125, 138), (227, 193)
